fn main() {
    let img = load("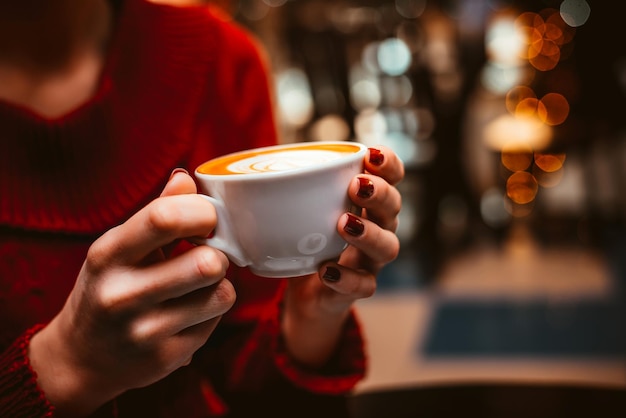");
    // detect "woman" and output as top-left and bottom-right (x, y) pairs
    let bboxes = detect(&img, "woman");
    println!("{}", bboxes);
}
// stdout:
(0, 0), (403, 416)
